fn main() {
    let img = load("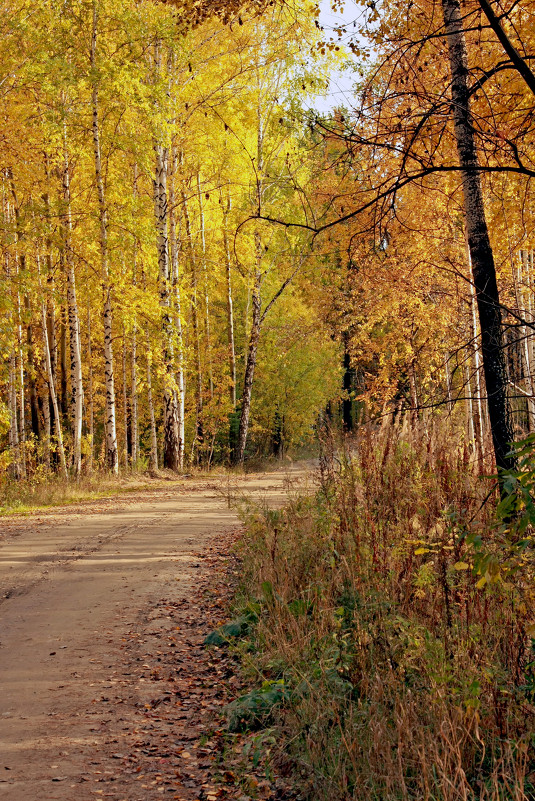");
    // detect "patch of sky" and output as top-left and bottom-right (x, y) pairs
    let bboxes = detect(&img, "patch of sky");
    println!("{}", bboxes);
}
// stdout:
(305, 0), (370, 114)
(306, 0), (376, 115)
